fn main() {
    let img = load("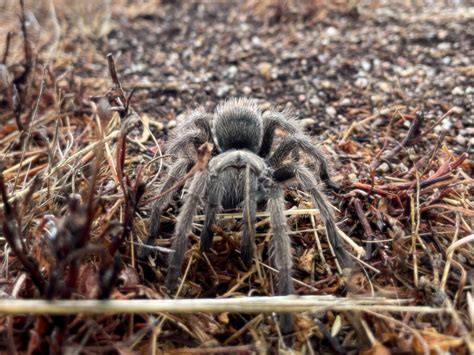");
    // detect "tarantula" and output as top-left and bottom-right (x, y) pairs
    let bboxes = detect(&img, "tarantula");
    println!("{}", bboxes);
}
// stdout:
(140, 98), (352, 332)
